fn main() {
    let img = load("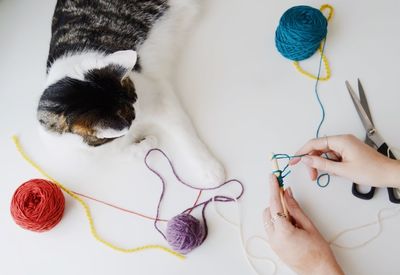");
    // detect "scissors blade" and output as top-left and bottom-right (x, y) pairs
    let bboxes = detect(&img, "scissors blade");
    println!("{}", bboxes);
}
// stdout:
(346, 80), (385, 148)
(365, 135), (377, 148)
(346, 81), (375, 133)
(358, 79), (374, 125)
